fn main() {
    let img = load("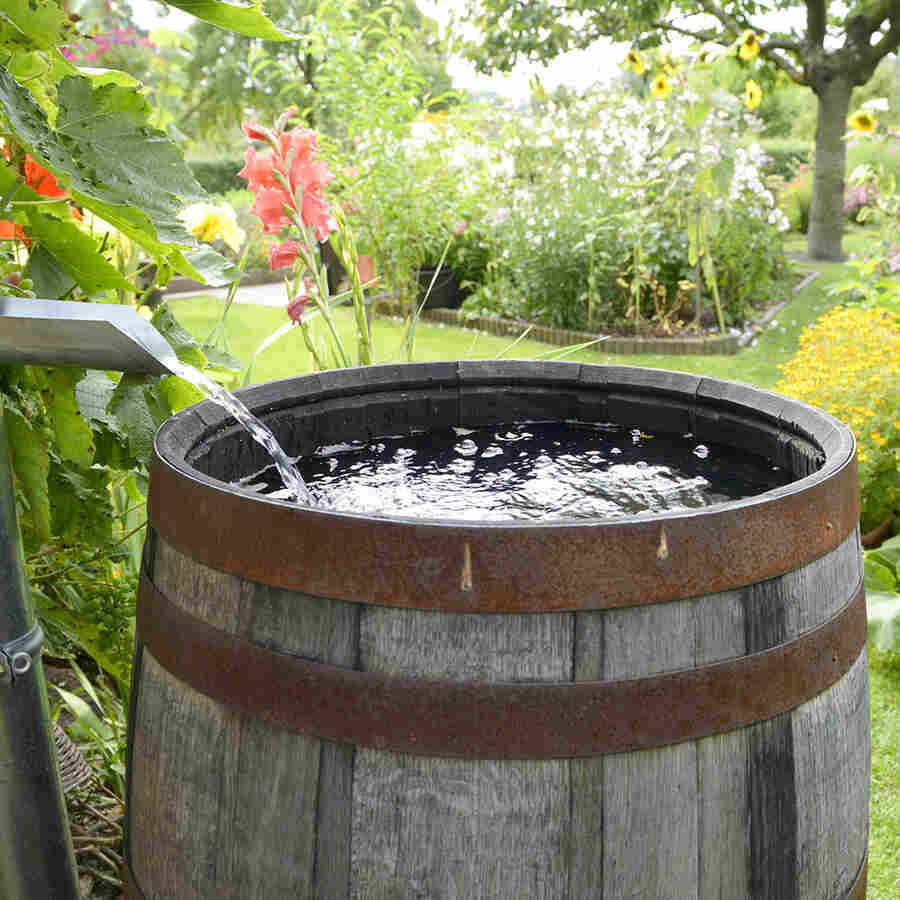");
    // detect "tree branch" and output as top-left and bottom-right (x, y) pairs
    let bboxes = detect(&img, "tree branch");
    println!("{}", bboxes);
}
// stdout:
(858, 2), (900, 68)
(807, 0), (827, 49)
(649, 9), (805, 84)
